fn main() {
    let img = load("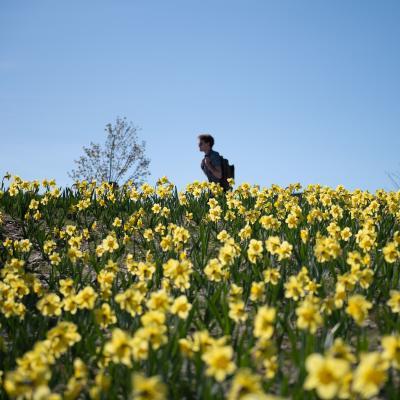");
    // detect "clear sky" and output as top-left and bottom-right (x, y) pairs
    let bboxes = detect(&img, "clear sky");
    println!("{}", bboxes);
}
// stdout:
(1, 0), (399, 191)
